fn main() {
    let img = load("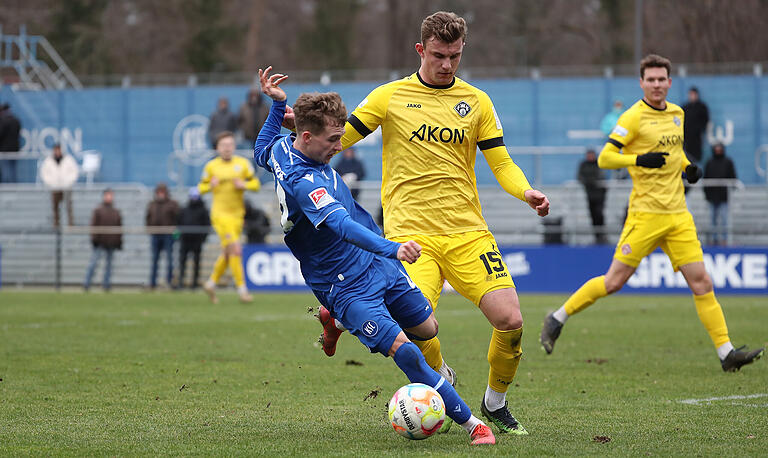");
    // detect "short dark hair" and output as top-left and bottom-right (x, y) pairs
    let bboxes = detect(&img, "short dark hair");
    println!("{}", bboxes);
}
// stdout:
(215, 131), (235, 148)
(293, 92), (347, 135)
(103, 188), (113, 195)
(689, 86), (699, 94)
(421, 11), (467, 45)
(640, 54), (671, 78)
